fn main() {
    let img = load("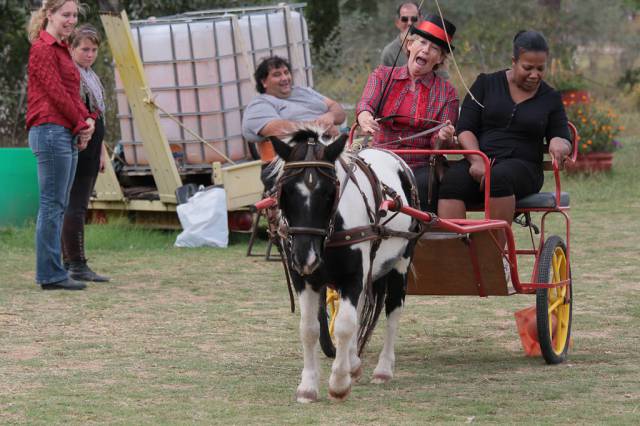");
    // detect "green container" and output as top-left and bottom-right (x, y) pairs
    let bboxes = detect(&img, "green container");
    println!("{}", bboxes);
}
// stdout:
(0, 148), (39, 227)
